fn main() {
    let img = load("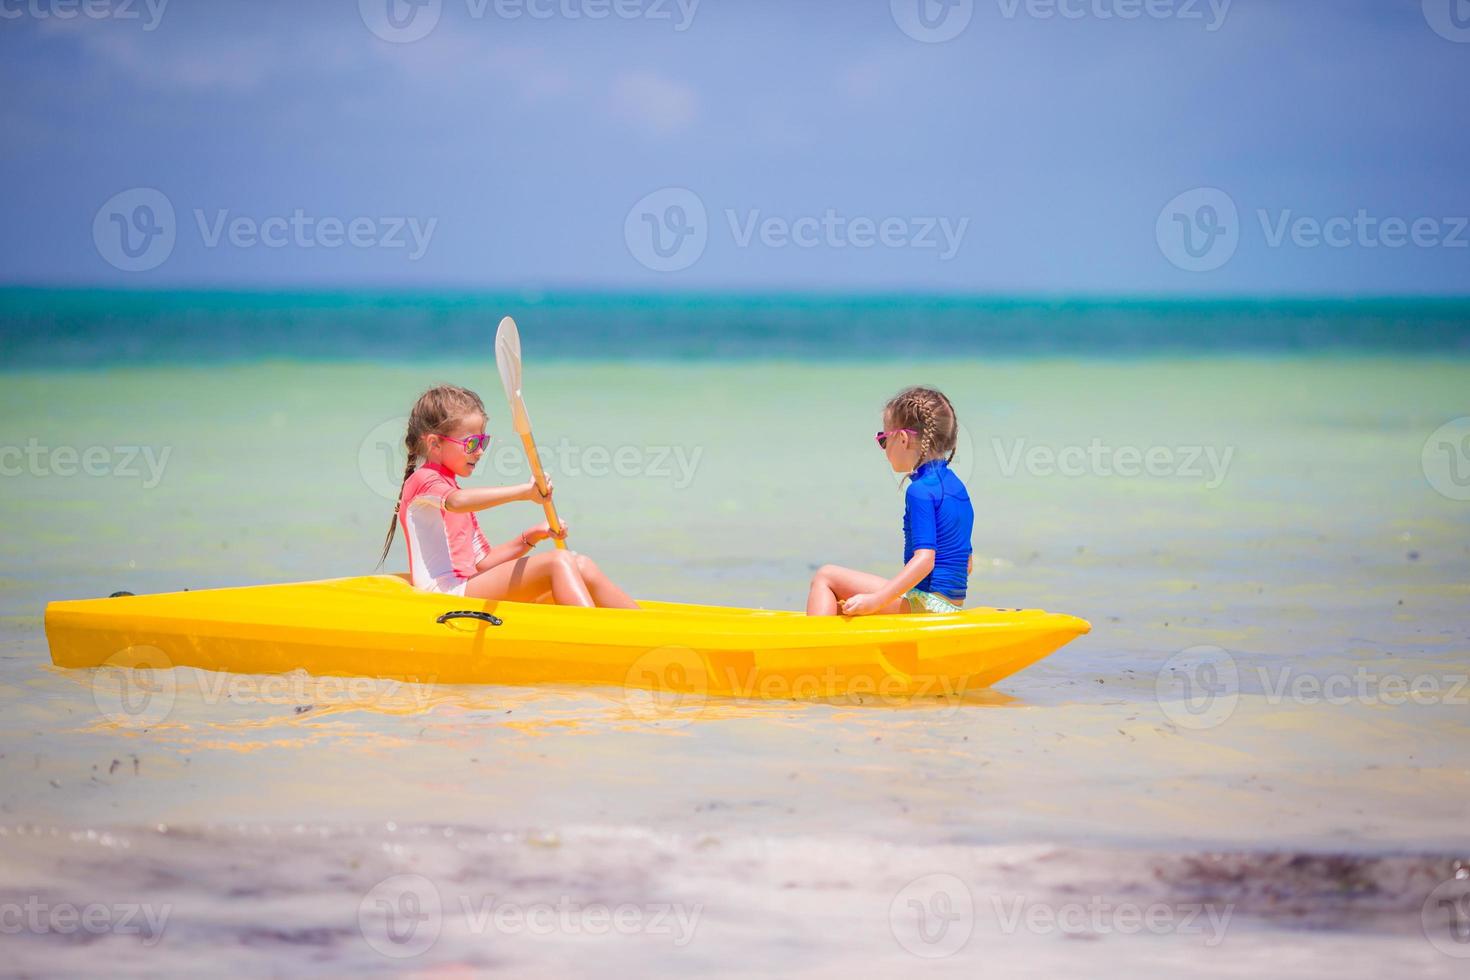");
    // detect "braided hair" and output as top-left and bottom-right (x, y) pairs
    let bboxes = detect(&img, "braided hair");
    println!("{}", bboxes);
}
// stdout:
(377, 384), (487, 568)
(884, 385), (959, 467)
